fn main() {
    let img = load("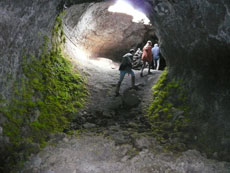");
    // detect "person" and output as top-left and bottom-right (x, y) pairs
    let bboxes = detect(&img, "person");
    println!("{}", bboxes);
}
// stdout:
(152, 43), (160, 70)
(115, 49), (135, 96)
(140, 40), (153, 77)
(132, 48), (143, 70)
(134, 48), (142, 57)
